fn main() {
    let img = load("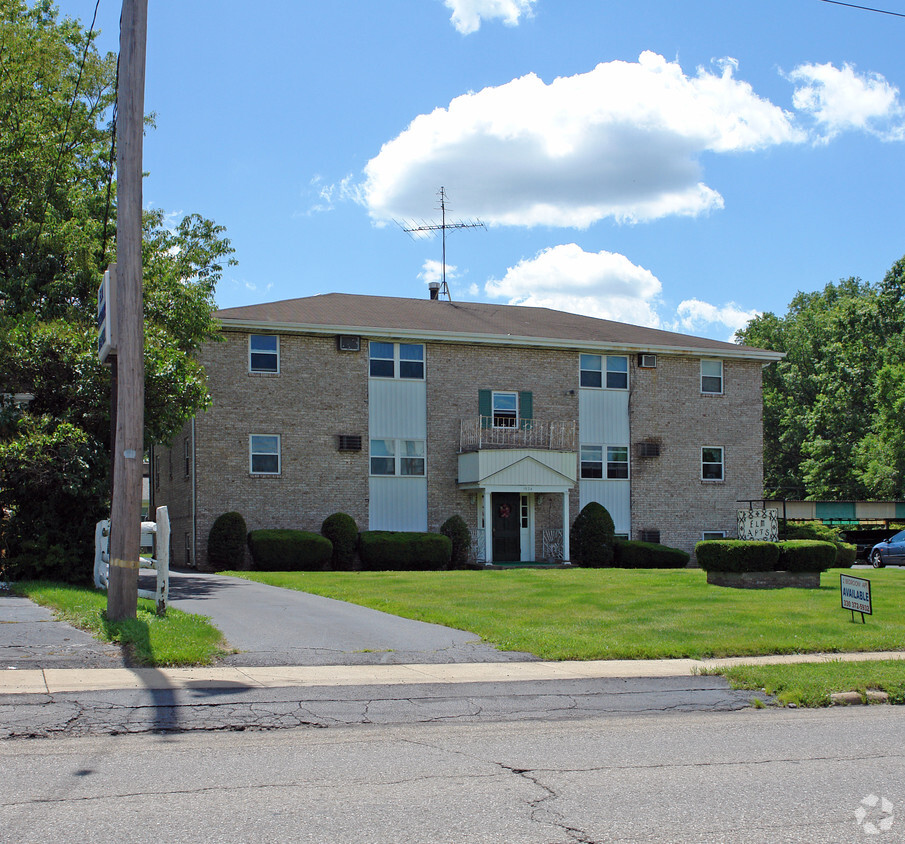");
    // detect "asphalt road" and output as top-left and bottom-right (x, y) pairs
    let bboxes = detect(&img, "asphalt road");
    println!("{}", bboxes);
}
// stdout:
(3, 706), (901, 843)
